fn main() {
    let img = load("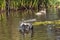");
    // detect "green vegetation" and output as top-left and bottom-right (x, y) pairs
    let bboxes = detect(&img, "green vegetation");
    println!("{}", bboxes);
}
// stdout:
(0, 0), (60, 40)
(0, 0), (60, 10)
(0, 0), (60, 21)
(33, 20), (60, 26)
